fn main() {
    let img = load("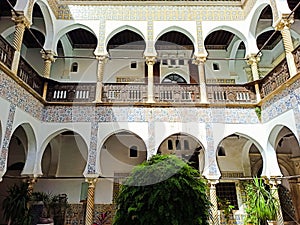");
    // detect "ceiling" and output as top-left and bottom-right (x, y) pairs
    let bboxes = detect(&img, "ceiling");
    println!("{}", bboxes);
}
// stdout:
(0, 0), (299, 52)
